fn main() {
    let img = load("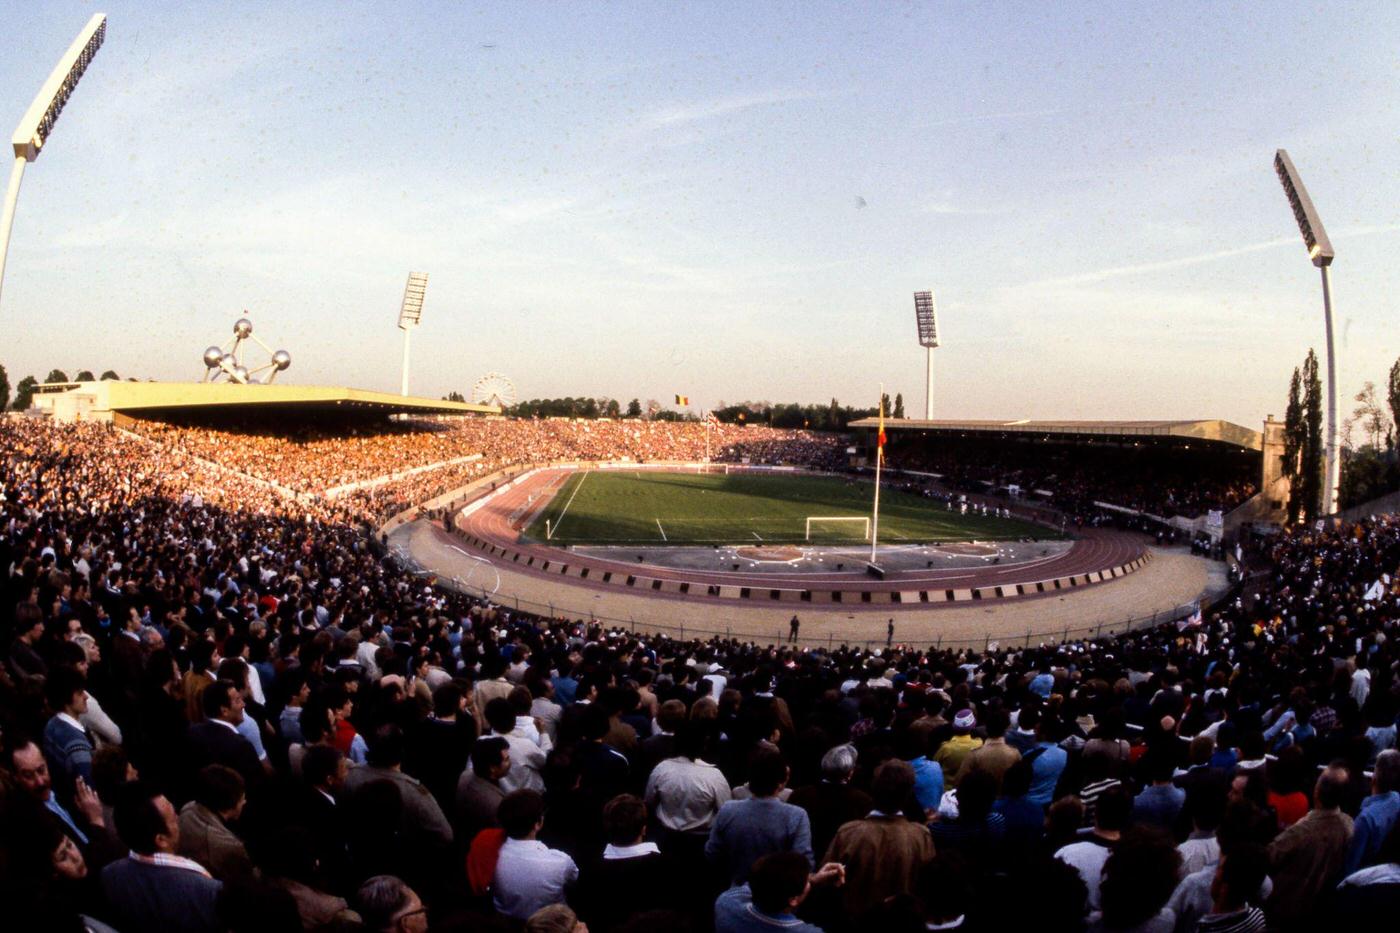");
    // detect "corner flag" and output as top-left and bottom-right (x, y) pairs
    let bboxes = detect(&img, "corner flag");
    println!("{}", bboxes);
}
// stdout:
(877, 399), (886, 449)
